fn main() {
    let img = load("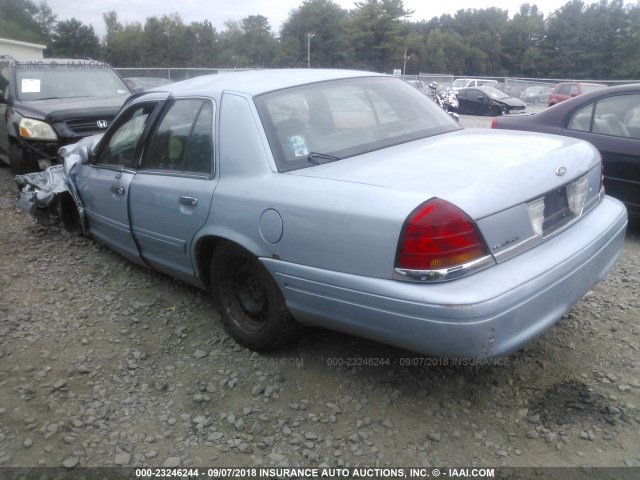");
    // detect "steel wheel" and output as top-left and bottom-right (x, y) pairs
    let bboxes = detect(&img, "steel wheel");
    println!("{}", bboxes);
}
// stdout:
(227, 254), (269, 332)
(211, 242), (299, 351)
